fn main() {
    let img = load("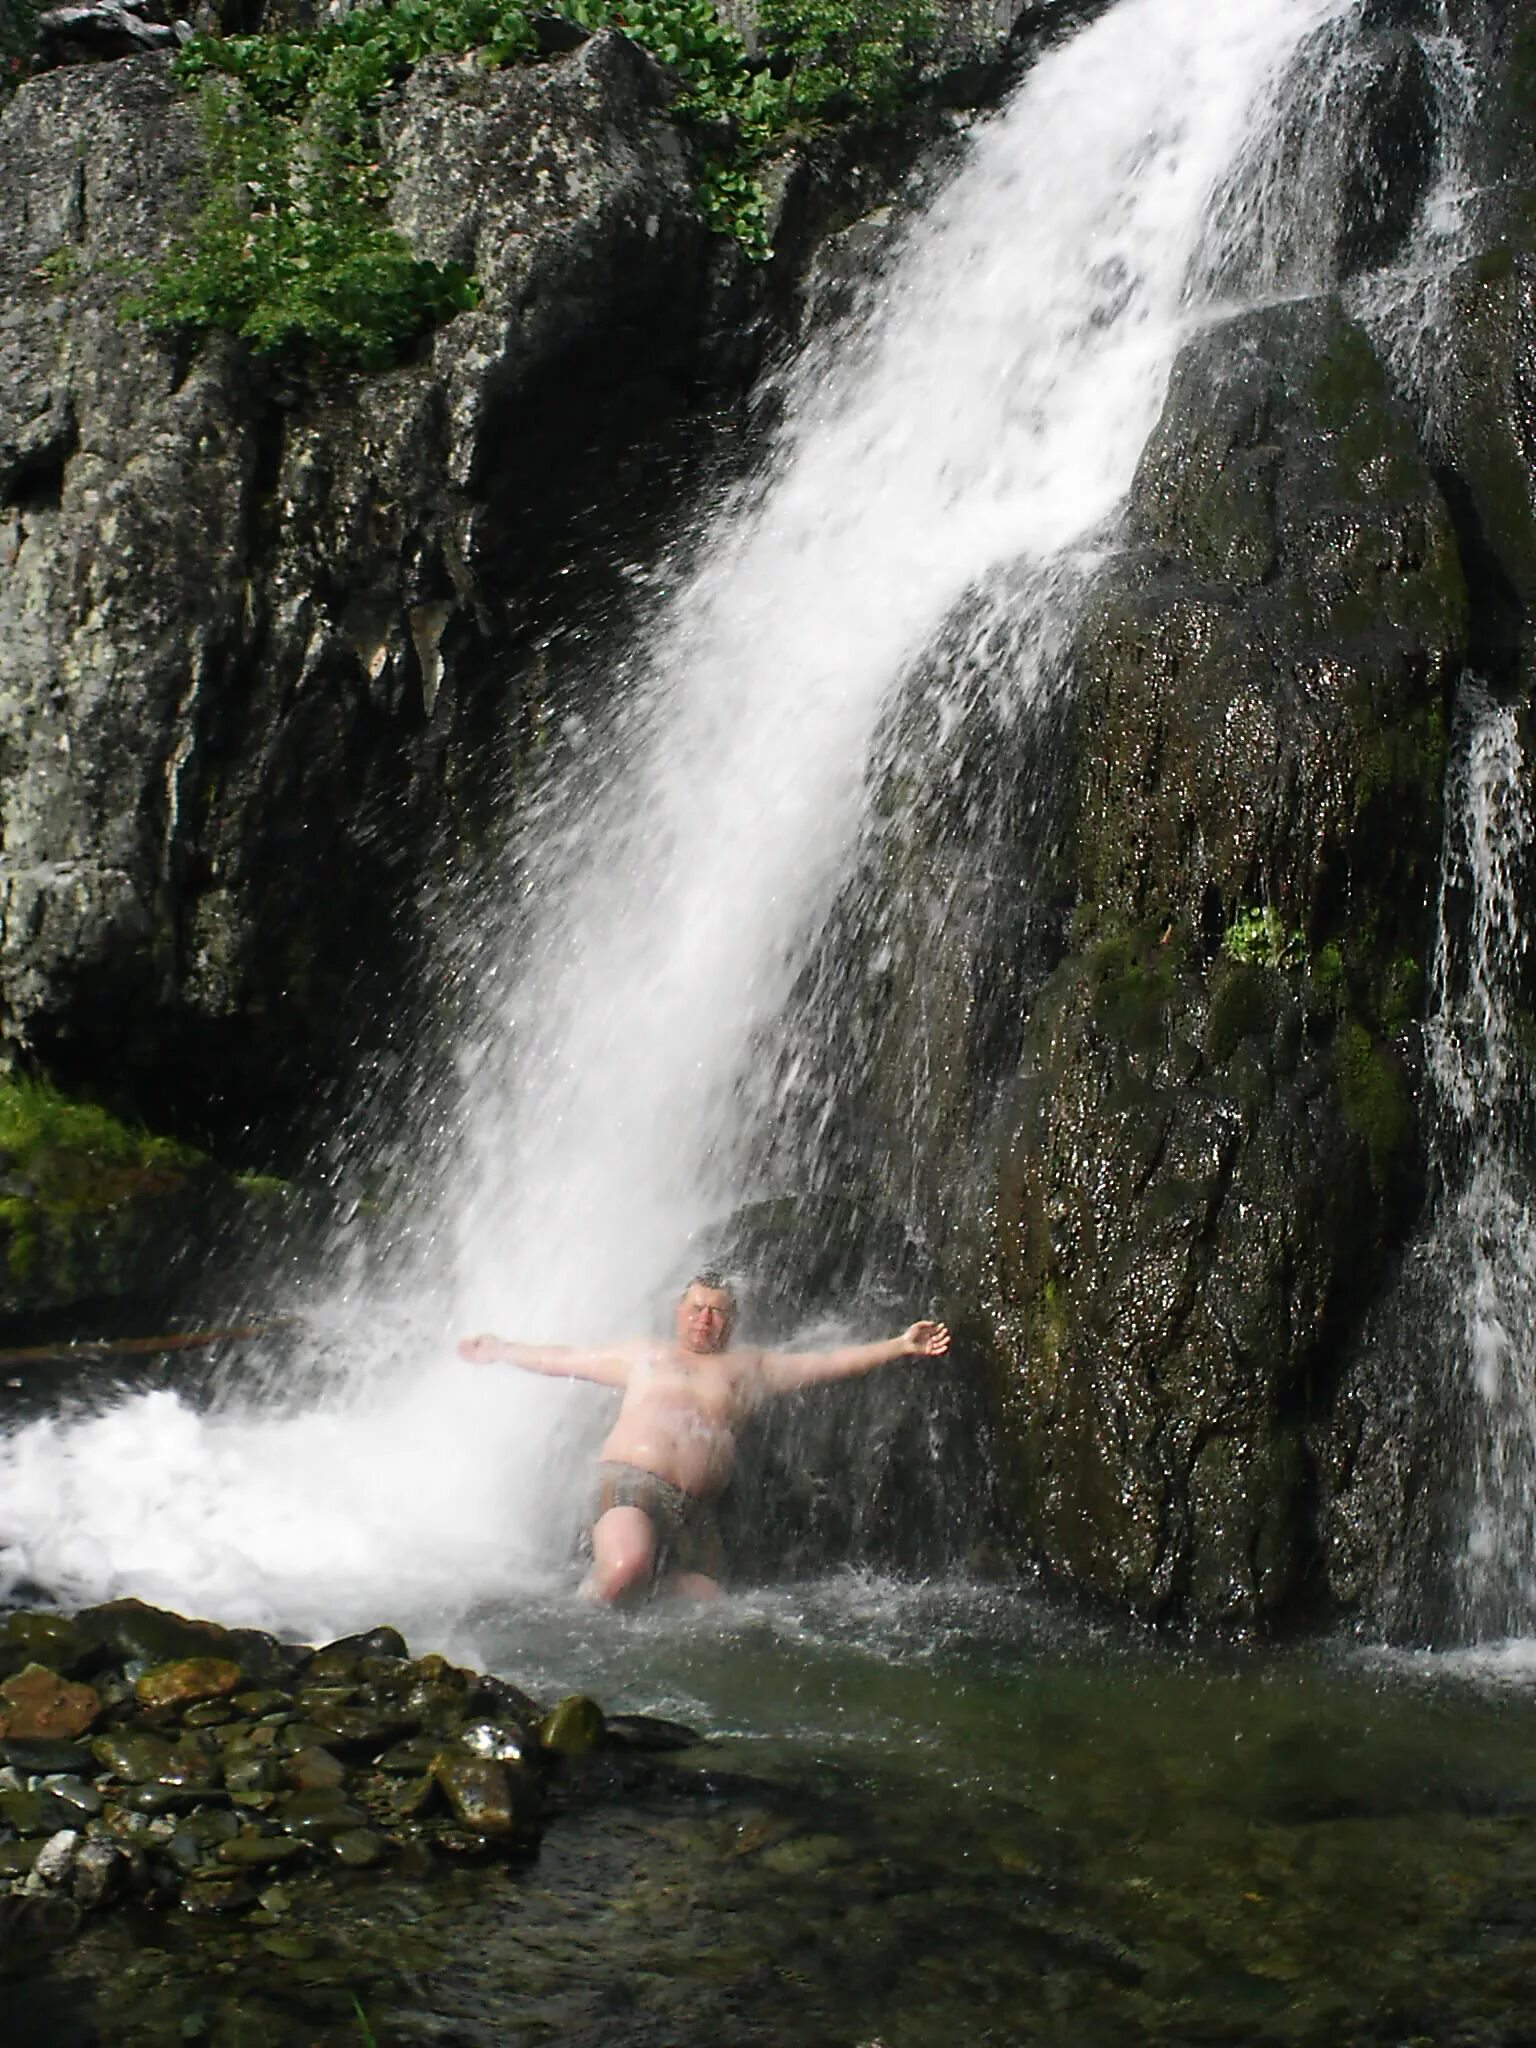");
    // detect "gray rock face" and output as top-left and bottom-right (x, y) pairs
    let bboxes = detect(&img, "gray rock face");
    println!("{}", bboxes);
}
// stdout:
(0, 37), (709, 1147)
